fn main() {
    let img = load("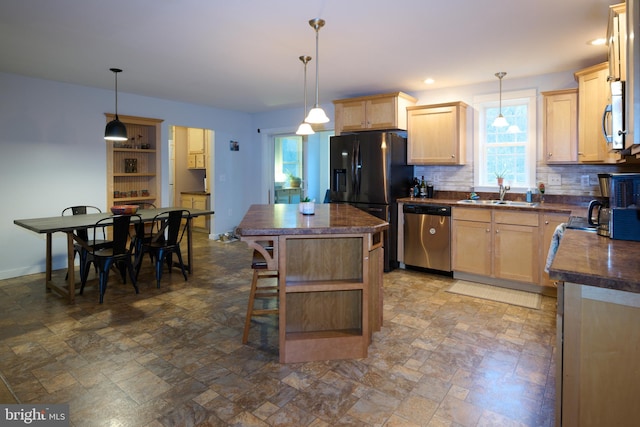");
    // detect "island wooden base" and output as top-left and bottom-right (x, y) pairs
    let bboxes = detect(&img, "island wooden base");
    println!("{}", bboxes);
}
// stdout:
(243, 232), (383, 363)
